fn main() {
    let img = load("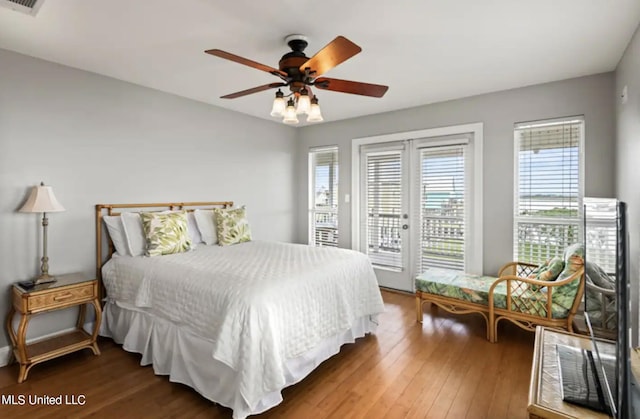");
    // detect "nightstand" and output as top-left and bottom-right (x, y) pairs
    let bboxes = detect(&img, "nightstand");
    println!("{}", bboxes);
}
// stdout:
(5, 272), (102, 383)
